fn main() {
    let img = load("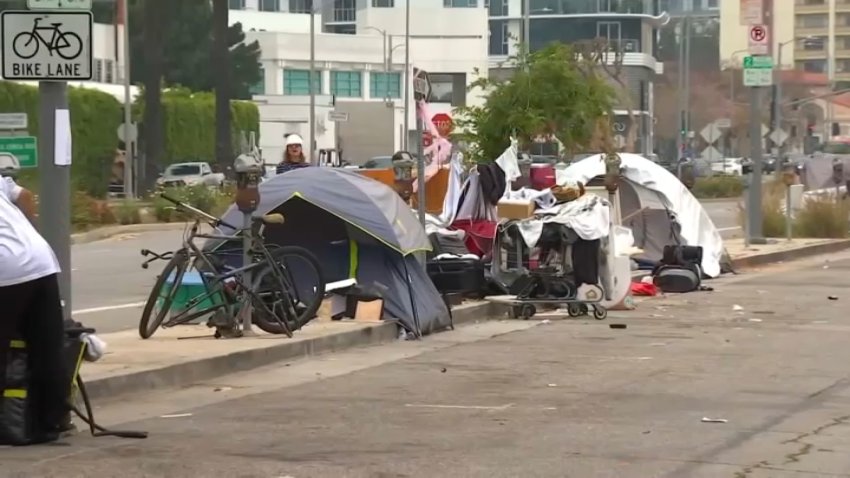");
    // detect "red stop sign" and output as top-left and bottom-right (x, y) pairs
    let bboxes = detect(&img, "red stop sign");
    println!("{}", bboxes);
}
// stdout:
(432, 113), (454, 137)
